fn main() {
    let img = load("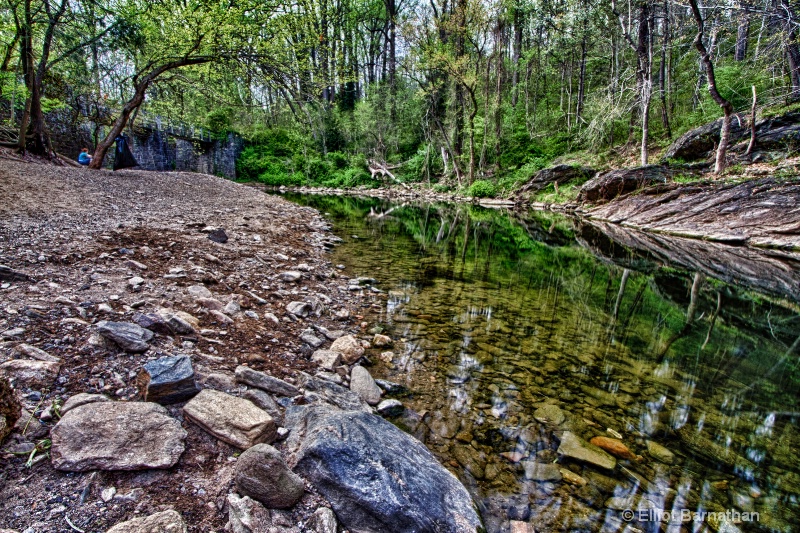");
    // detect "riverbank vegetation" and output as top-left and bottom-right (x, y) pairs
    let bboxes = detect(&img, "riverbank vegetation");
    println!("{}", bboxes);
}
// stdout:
(2, 0), (800, 192)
